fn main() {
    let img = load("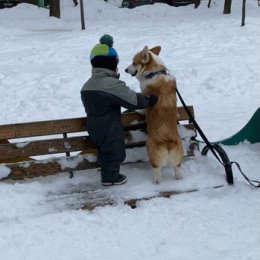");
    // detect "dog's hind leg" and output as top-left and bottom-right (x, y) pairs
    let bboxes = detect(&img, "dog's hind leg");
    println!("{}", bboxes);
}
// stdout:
(169, 141), (184, 180)
(153, 167), (162, 184)
(174, 164), (182, 180)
